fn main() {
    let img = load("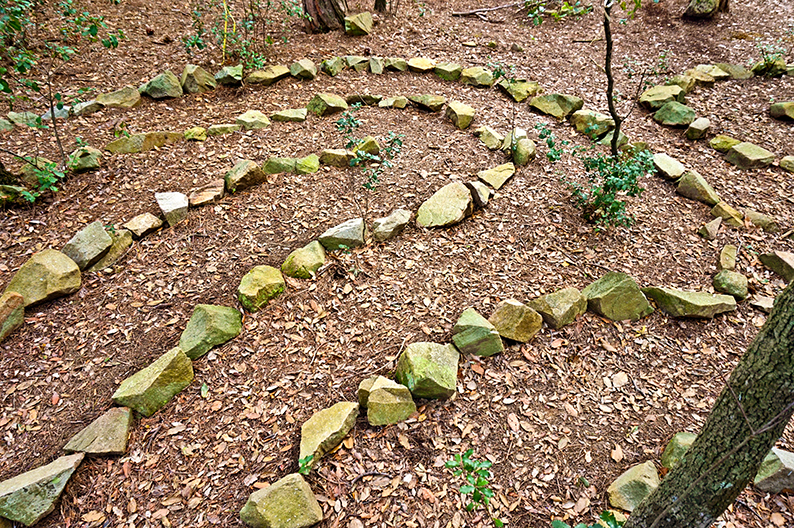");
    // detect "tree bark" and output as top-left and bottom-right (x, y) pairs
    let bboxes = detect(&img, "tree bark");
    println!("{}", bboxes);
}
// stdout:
(624, 280), (794, 528)
(303, 0), (348, 32)
(374, 0), (387, 12)
(603, 2), (621, 157)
